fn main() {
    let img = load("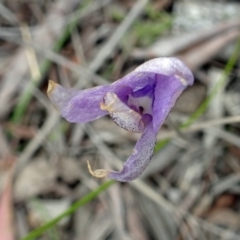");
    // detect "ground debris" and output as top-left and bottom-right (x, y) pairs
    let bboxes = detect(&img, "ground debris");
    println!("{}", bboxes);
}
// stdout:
(0, 0), (239, 239)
